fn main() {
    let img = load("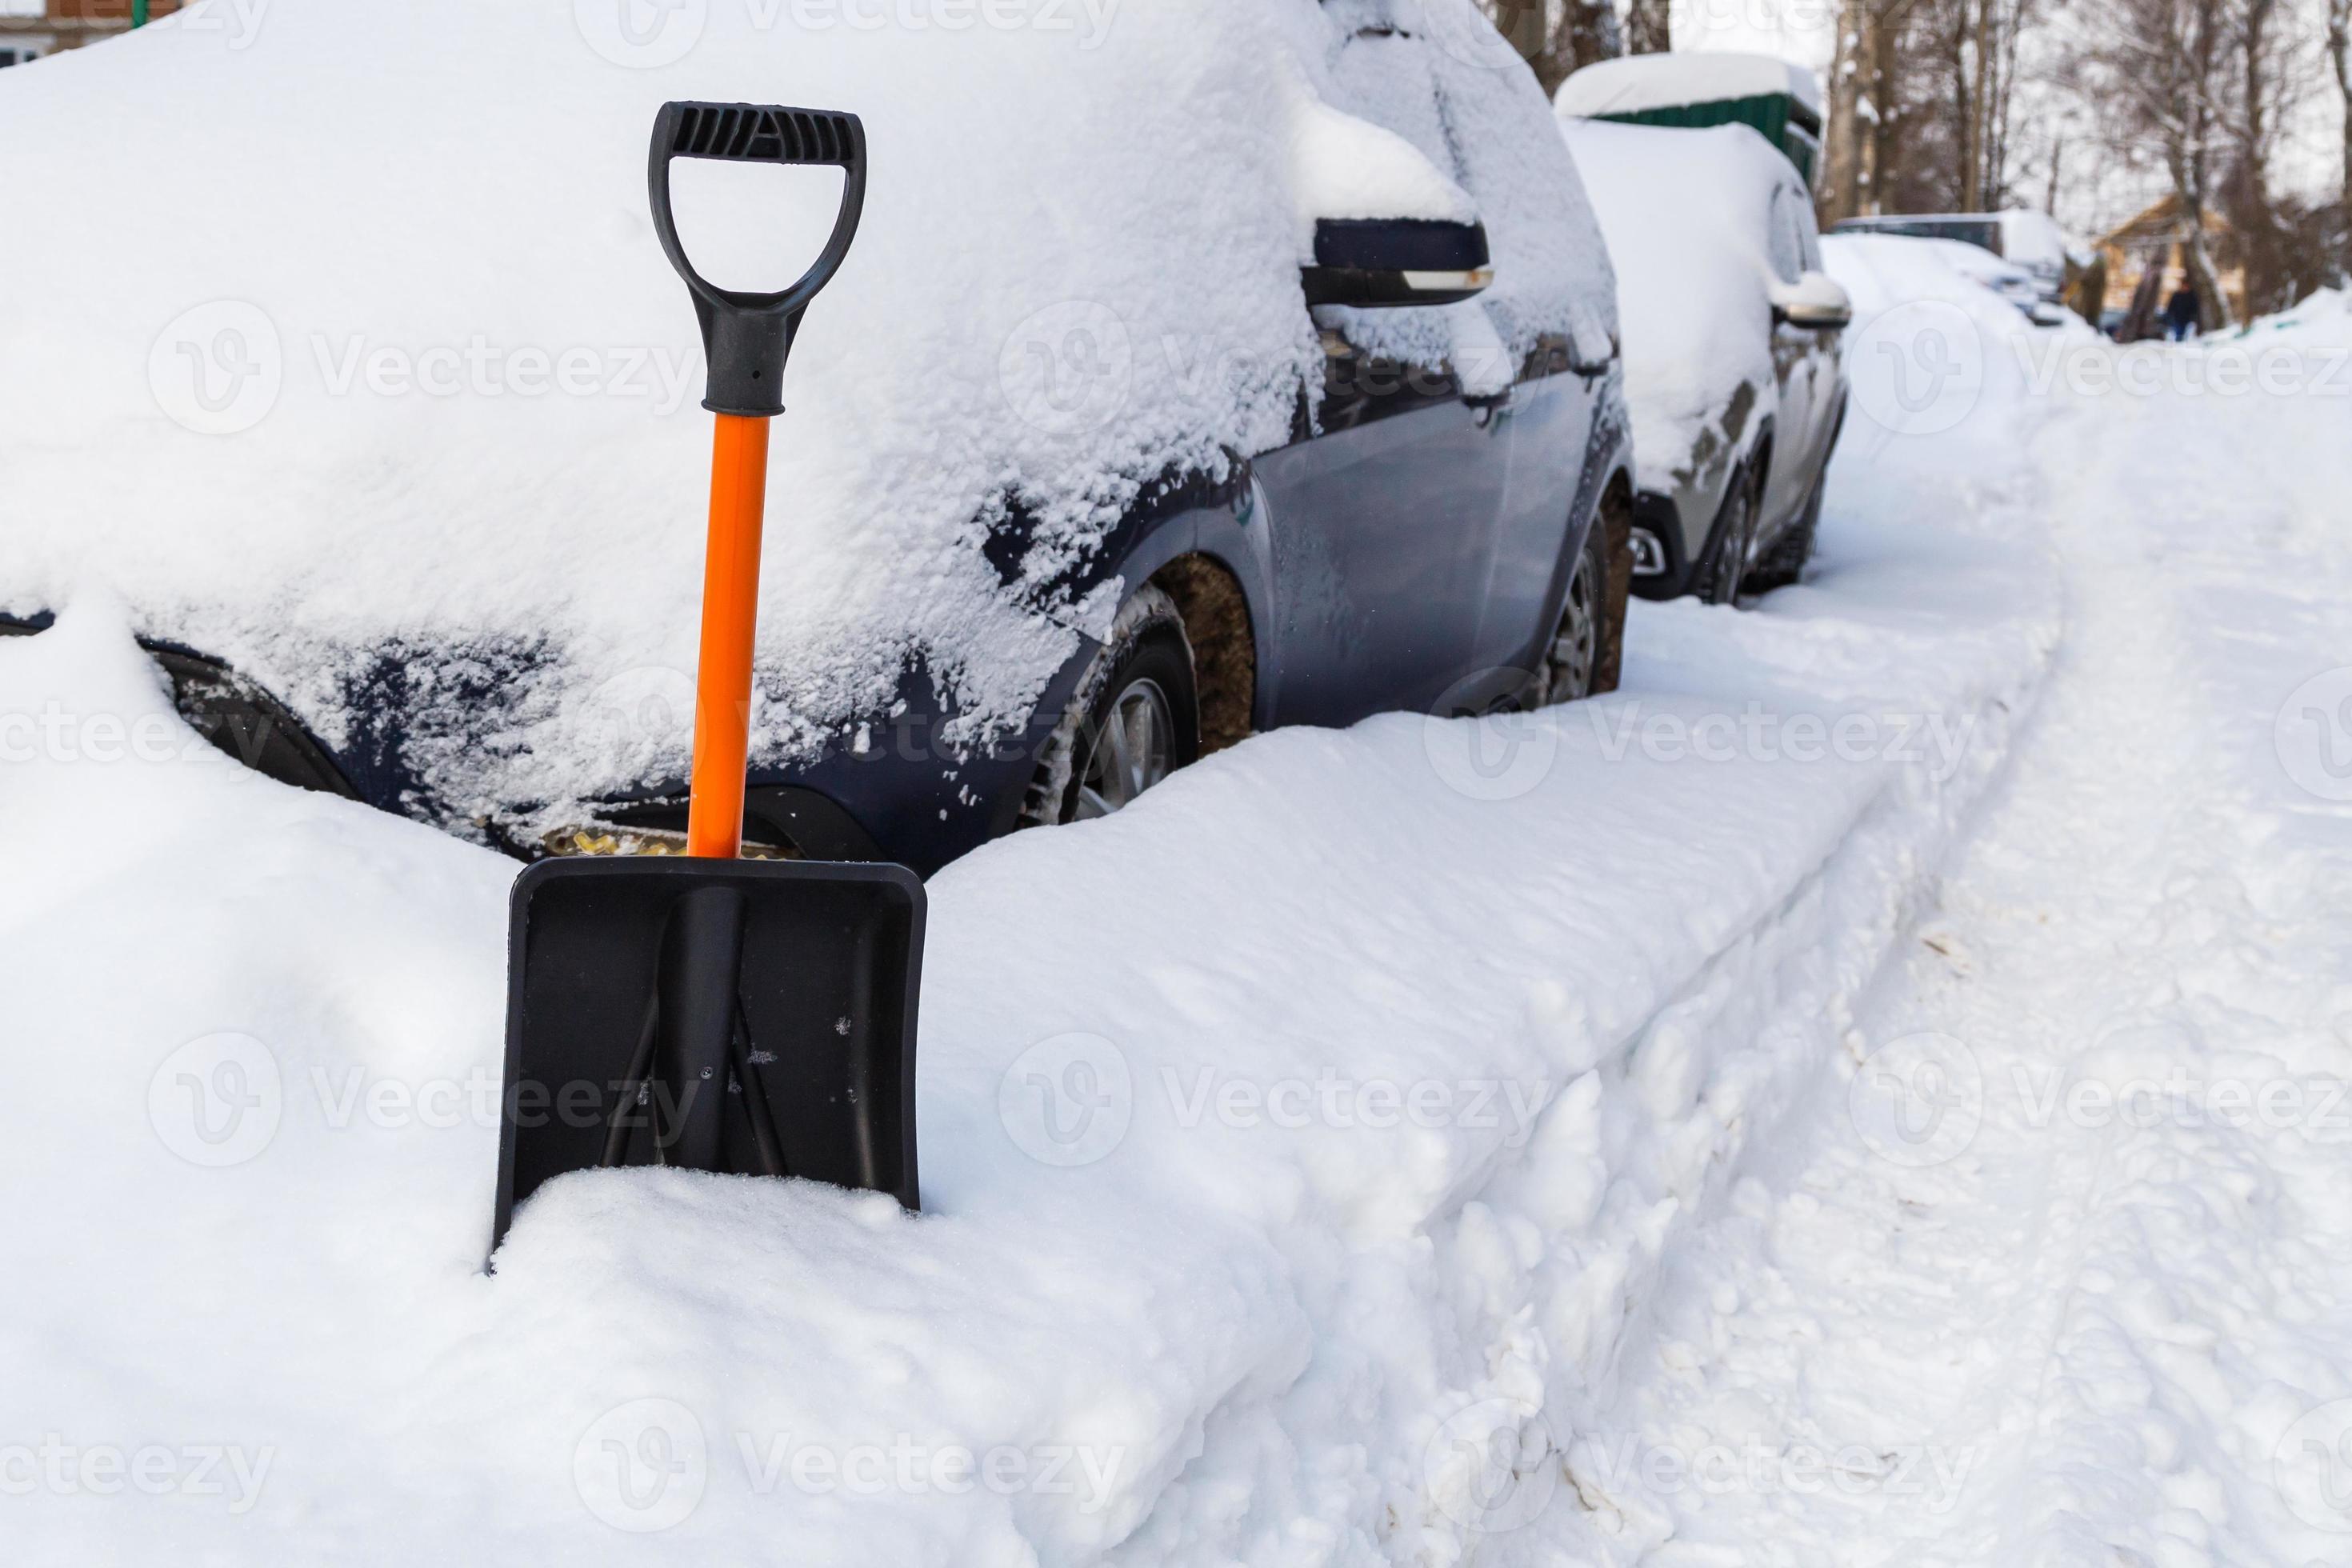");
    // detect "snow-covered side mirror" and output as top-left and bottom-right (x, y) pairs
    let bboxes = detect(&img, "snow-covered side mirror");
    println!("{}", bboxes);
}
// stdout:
(1771, 270), (1853, 330)
(1302, 218), (1493, 310)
